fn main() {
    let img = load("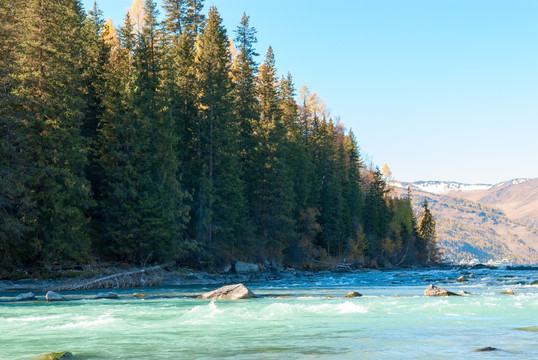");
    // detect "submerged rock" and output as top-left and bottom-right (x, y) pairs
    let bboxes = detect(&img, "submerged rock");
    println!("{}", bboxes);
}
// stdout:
(531, 280), (538, 285)
(45, 291), (64, 302)
(423, 284), (458, 297)
(234, 261), (260, 274)
(198, 283), (257, 300)
(515, 326), (538, 332)
(474, 347), (499, 352)
(15, 292), (36, 301)
(500, 289), (515, 295)
(95, 292), (119, 299)
(344, 291), (363, 298)
(38, 351), (73, 359)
